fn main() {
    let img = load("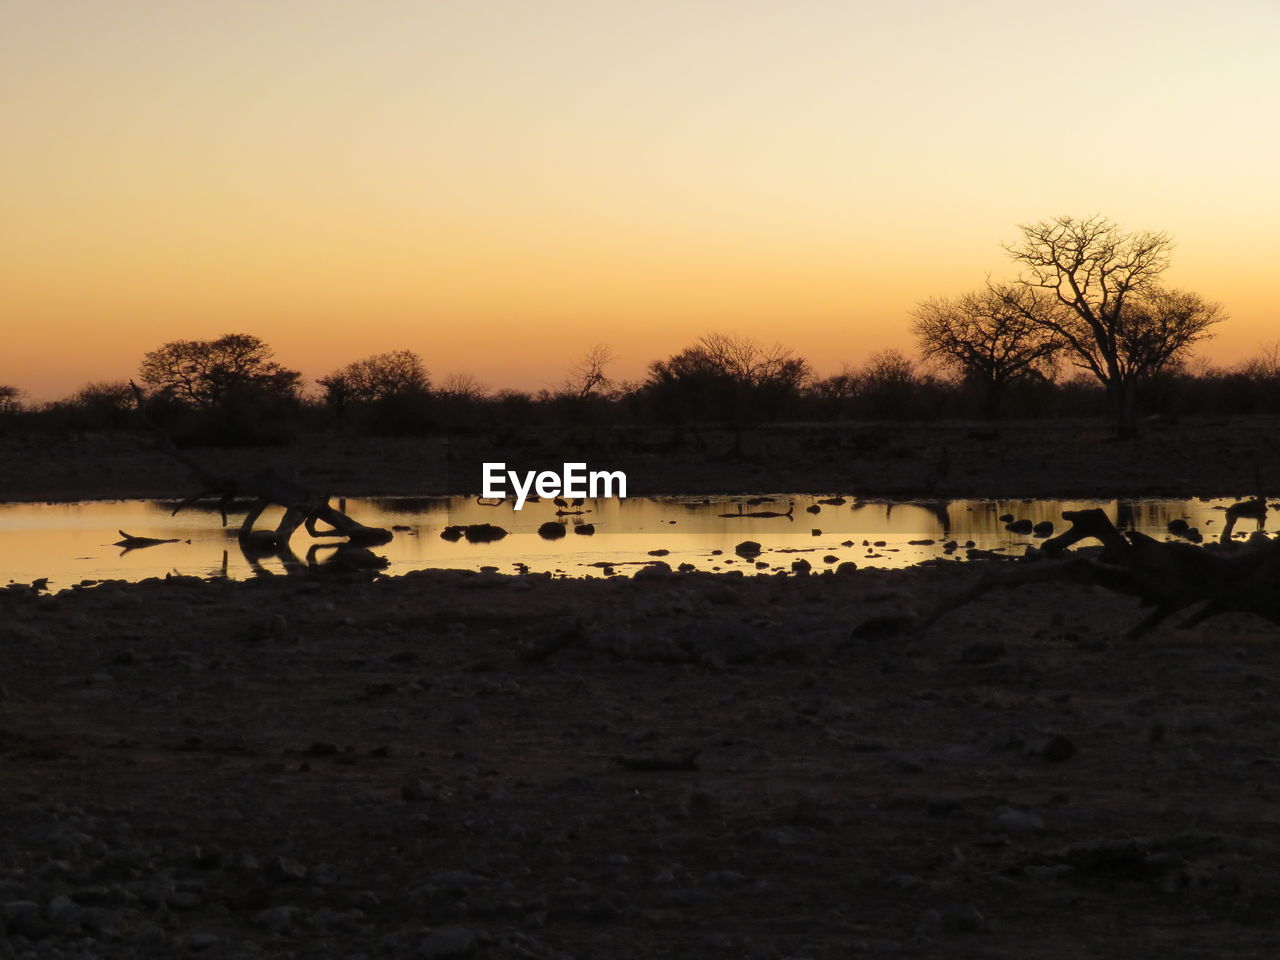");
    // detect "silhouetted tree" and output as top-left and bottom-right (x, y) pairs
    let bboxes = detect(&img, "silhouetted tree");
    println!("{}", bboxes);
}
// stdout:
(806, 365), (860, 420)
(912, 284), (1064, 418)
(318, 350), (429, 409)
(0, 384), (22, 415)
(645, 333), (811, 423)
(1002, 215), (1223, 438)
(137, 334), (301, 445)
(69, 381), (136, 429)
(317, 350), (432, 434)
(139, 333), (301, 408)
(562, 344), (615, 401)
(857, 349), (923, 419)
